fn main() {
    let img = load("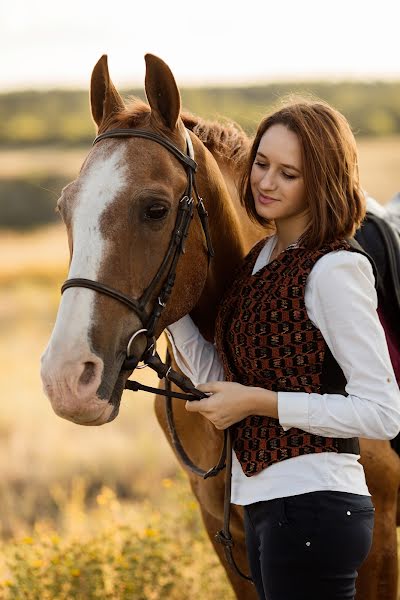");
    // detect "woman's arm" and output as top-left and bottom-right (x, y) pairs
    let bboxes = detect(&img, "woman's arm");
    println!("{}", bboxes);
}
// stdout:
(278, 250), (400, 440)
(187, 251), (400, 437)
(171, 251), (400, 439)
(166, 316), (224, 386)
